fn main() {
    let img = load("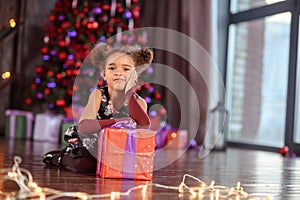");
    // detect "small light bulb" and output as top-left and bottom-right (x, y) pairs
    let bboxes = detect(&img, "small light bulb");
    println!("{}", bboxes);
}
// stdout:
(9, 18), (16, 28)
(35, 187), (42, 193)
(110, 192), (120, 200)
(2, 71), (11, 79)
(178, 182), (185, 193)
(142, 185), (147, 197)
(171, 132), (177, 138)
(7, 172), (14, 177)
(30, 182), (38, 188)
(215, 188), (220, 200)
(77, 193), (88, 200)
